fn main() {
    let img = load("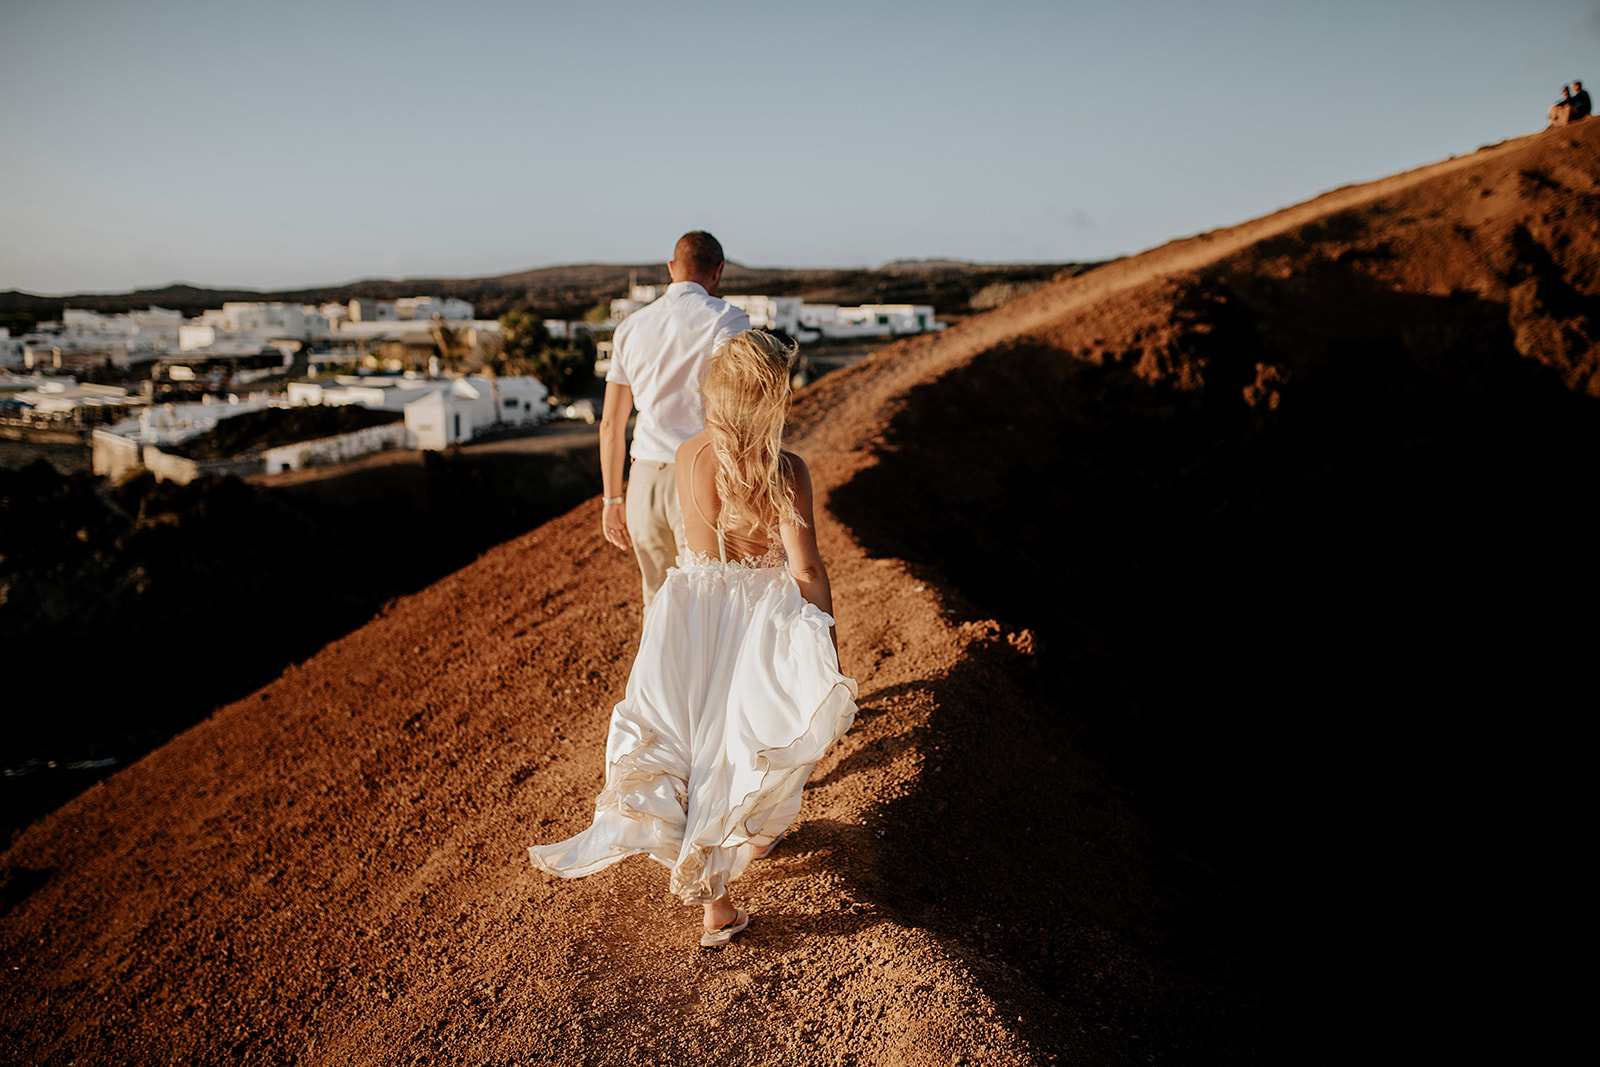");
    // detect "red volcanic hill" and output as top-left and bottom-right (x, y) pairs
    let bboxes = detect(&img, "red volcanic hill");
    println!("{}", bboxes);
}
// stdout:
(4, 123), (1598, 1065)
